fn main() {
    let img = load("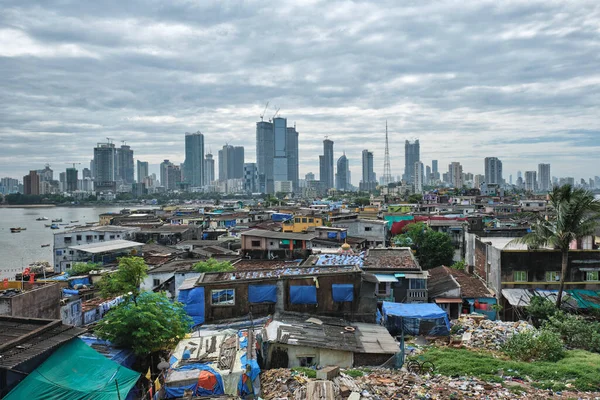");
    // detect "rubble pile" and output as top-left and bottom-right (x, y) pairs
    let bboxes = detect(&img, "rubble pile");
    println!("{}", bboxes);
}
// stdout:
(260, 368), (597, 399)
(454, 317), (535, 350)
